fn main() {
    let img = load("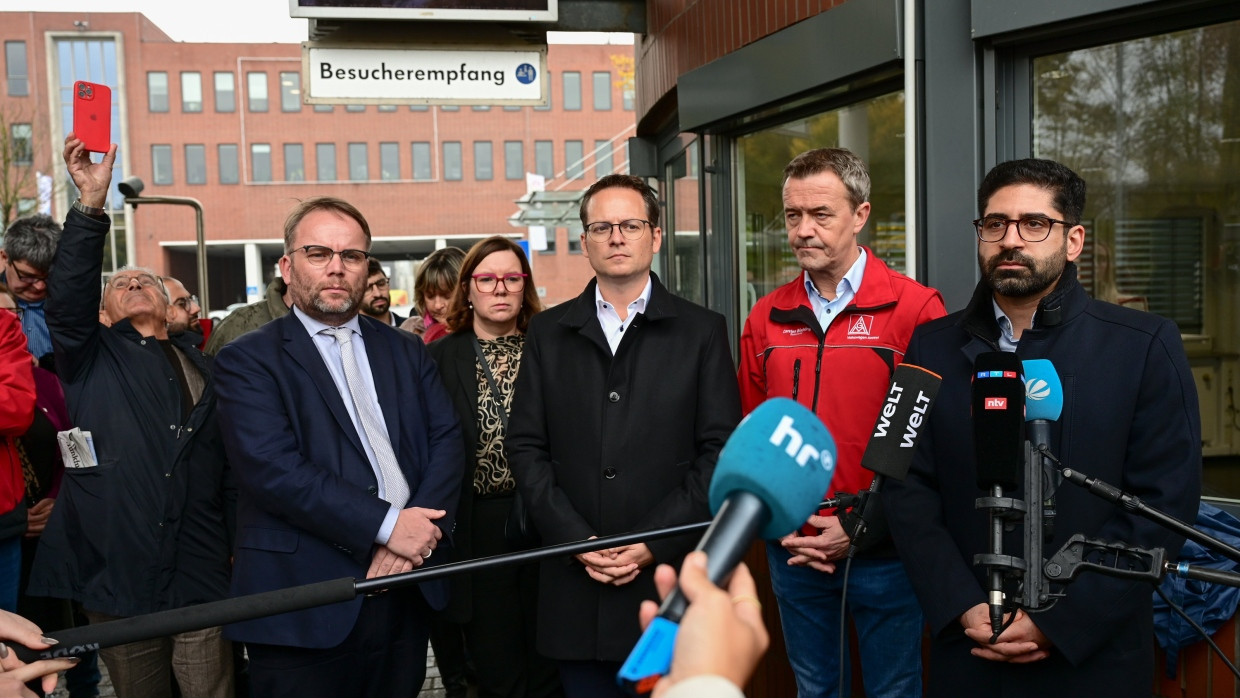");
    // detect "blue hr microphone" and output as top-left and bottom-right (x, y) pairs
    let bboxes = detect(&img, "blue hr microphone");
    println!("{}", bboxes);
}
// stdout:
(618, 397), (837, 693)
